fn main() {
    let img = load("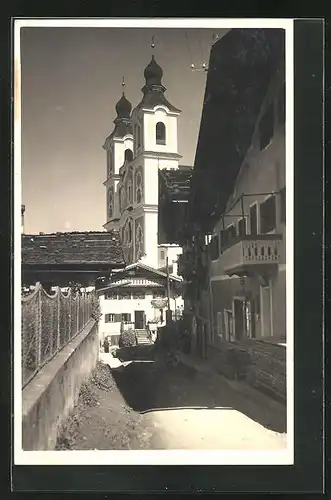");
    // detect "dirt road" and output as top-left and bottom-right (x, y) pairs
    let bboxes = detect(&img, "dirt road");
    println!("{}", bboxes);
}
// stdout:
(56, 352), (286, 451)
